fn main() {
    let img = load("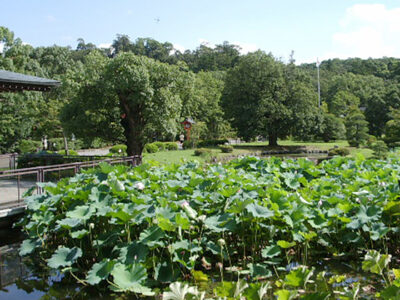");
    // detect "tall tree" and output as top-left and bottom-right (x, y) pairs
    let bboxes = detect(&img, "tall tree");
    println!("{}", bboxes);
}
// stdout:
(222, 51), (317, 145)
(62, 53), (183, 156)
